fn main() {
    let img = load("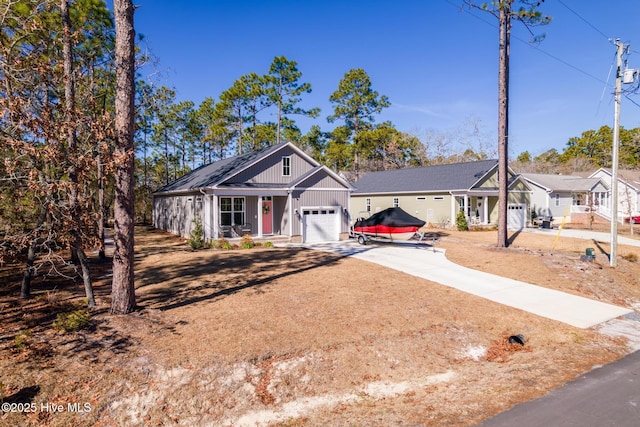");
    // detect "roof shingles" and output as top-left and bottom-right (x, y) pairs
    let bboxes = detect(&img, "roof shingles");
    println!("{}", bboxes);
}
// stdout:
(352, 160), (499, 194)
